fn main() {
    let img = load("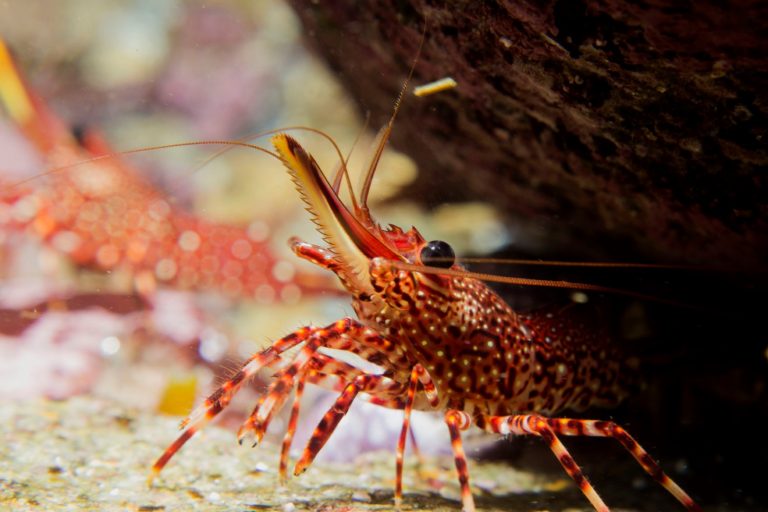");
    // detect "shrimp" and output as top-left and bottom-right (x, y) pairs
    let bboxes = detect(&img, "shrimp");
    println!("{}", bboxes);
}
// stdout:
(0, 25), (700, 512)
(147, 94), (700, 512)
